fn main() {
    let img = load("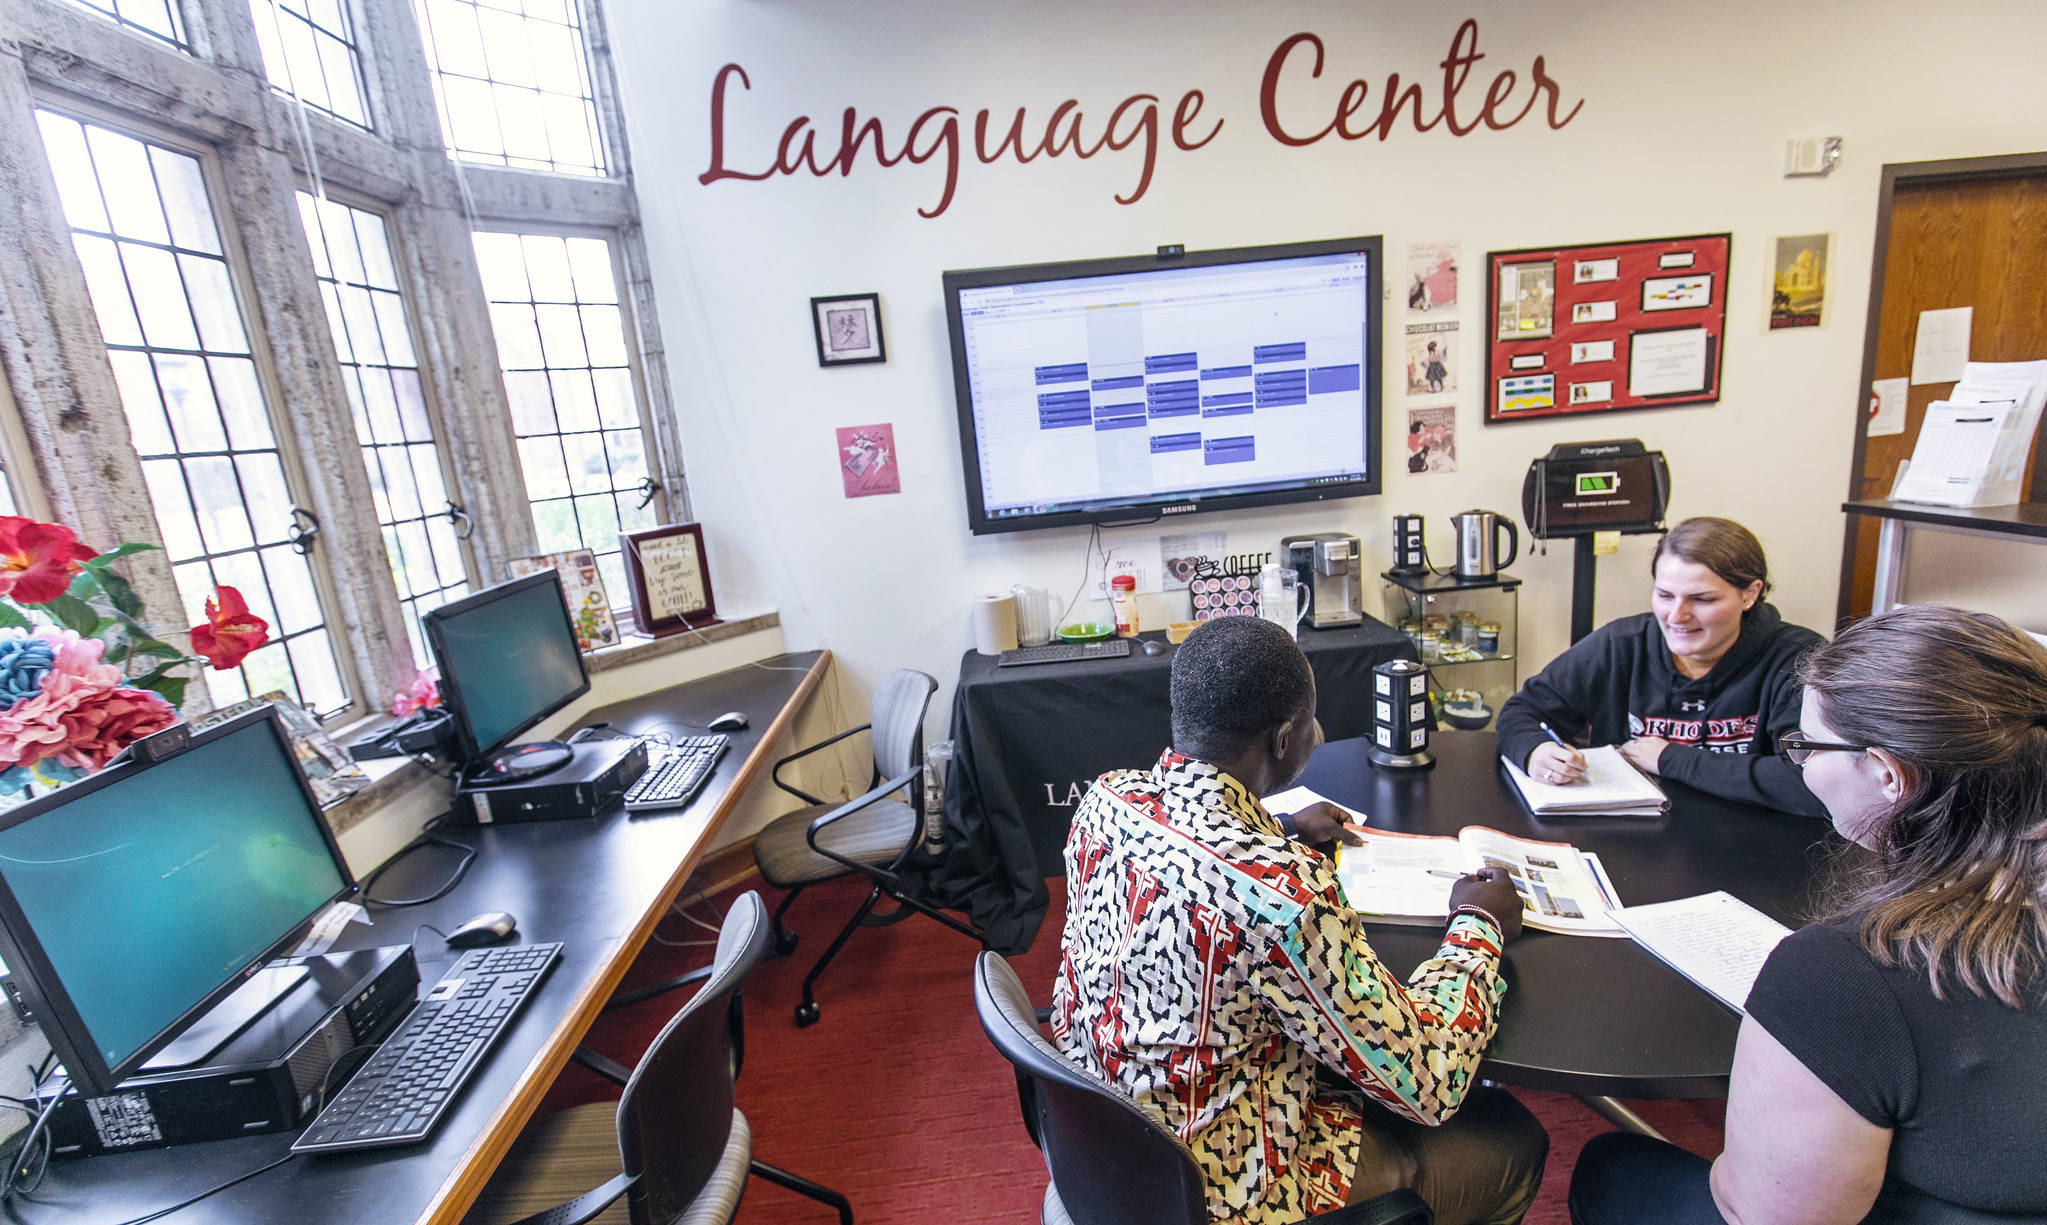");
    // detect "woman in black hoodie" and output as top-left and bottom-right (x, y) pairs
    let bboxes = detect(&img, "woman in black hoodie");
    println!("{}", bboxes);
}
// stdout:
(1495, 517), (1826, 816)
